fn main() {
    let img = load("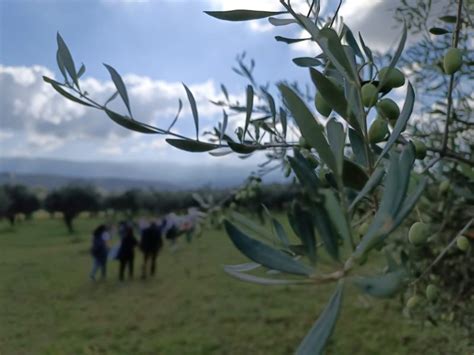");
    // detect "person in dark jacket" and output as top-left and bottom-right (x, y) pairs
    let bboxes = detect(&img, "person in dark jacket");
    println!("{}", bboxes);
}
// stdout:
(140, 219), (163, 278)
(117, 224), (138, 281)
(90, 224), (110, 280)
